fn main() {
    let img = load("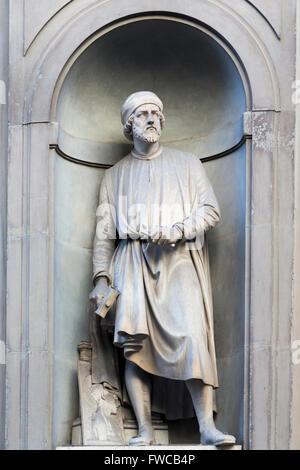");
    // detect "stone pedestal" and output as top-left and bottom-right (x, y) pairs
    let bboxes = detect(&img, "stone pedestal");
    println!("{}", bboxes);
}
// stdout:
(58, 445), (242, 451)
(72, 417), (169, 447)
